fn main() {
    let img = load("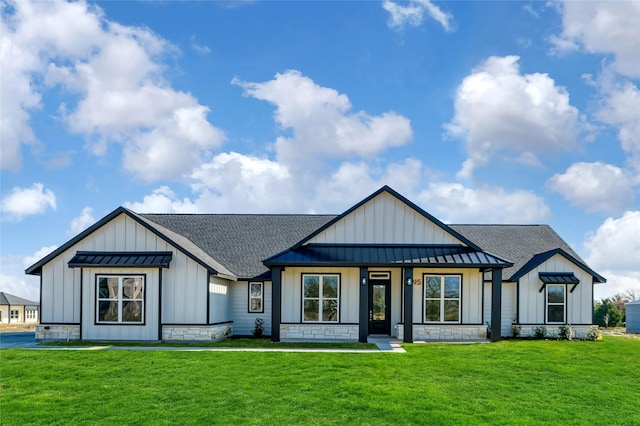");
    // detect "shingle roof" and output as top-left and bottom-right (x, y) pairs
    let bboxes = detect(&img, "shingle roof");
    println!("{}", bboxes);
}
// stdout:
(0, 292), (38, 307)
(140, 214), (336, 279)
(449, 224), (587, 280)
